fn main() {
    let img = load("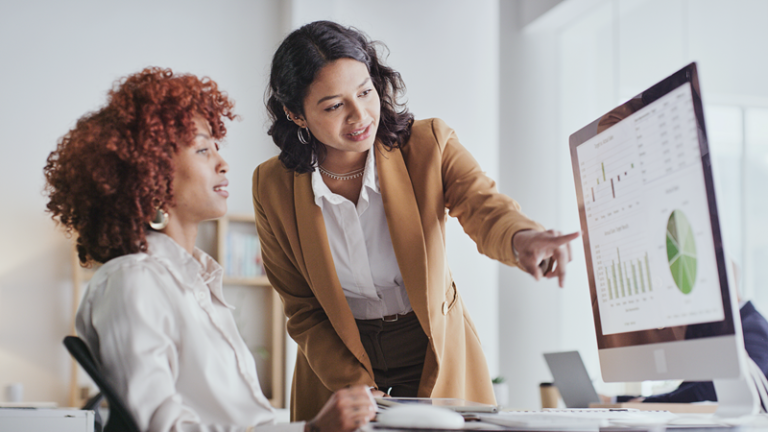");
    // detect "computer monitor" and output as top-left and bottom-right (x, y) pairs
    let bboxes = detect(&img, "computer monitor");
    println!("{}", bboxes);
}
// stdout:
(569, 63), (760, 416)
